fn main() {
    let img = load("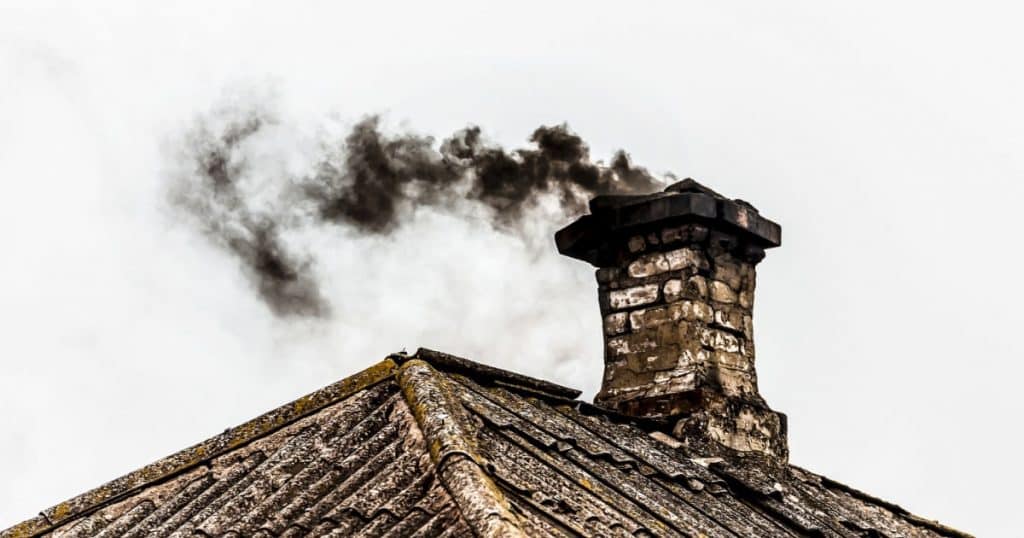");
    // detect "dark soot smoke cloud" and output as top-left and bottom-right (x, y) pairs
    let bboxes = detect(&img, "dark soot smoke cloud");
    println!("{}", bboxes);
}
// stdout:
(173, 111), (665, 318)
